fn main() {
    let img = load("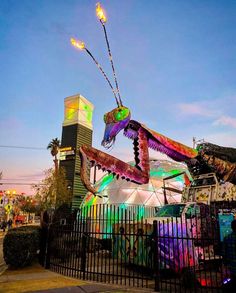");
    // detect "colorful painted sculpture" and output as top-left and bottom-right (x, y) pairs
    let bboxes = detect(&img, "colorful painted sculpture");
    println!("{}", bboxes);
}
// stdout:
(80, 107), (236, 195)
(72, 3), (236, 196)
